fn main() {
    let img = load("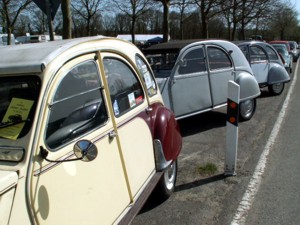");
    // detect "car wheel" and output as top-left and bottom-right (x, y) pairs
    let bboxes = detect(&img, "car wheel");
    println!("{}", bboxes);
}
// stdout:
(268, 82), (285, 95)
(155, 159), (177, 200)
(239, 98), (256, 121)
